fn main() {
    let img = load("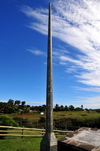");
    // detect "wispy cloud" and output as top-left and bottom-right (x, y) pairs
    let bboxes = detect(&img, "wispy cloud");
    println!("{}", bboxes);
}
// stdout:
(21, 0), (100, 88)
(26, 101), (45, 105)
(73, 86), (100, 93)
(21, 5), (48, 35)
(55, 96), (100, 109)
(77, 96), (100, 109)
(27, 48), (45, 56)
(0, 100), (8, 103)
